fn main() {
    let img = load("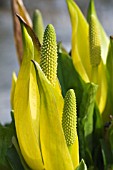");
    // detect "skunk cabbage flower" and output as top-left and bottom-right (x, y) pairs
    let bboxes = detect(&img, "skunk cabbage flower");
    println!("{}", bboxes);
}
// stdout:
(14, 17), (74, 170)
(66, 0), (108, 114)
